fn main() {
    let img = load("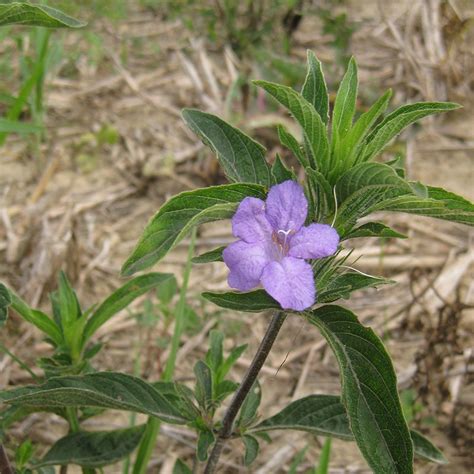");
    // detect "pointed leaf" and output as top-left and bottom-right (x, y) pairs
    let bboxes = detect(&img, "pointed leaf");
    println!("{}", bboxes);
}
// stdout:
(271, 154), (296, 183)
(277, 124), (307, 168)
(254, 80), (329, 172)
(173, 459), (192, 474)
(0, 372), (187, 424)
(336, 162), (412, 204)
(36, 425), (145, 468)
(238, 382), (261, 429)
(302, 51), (329, 125)
(409, 430), (447, 464)
(315, 437), (332, 474)
(0, 2), (86, 28)
(332, 57), (358, 142)
(382, 185), (474, 226)
(0, 118), (41, 134)
(83, 273), (173, 341)
(0, 283), (11, 327)
(341, 89), (392, 166)
(202, 290), (281, 312)
(251, 394), (352, 439)
(122, 183), (265, 275)
(182, 109), (271, 186)
(243, 435), (259, 465)
(342, 222), (407, 240)
(192, 246), (224, 264)
(9, 292), (62, 346)
(194, 361), (213, 411)
(360, 102), (461, 162)
(197, 429), (215, 462)
(317, 272), (394, 303)
(58, 272), (80, 327)
(250, 395), (447, 465)
(306, 306), (413, 473)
